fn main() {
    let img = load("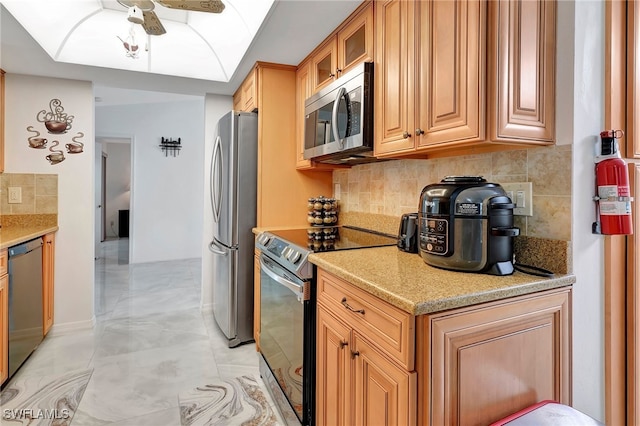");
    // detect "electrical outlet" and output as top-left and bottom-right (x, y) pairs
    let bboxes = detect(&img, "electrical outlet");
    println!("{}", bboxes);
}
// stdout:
(8, 187), (22, 204)
(501, 182), (533, 216)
